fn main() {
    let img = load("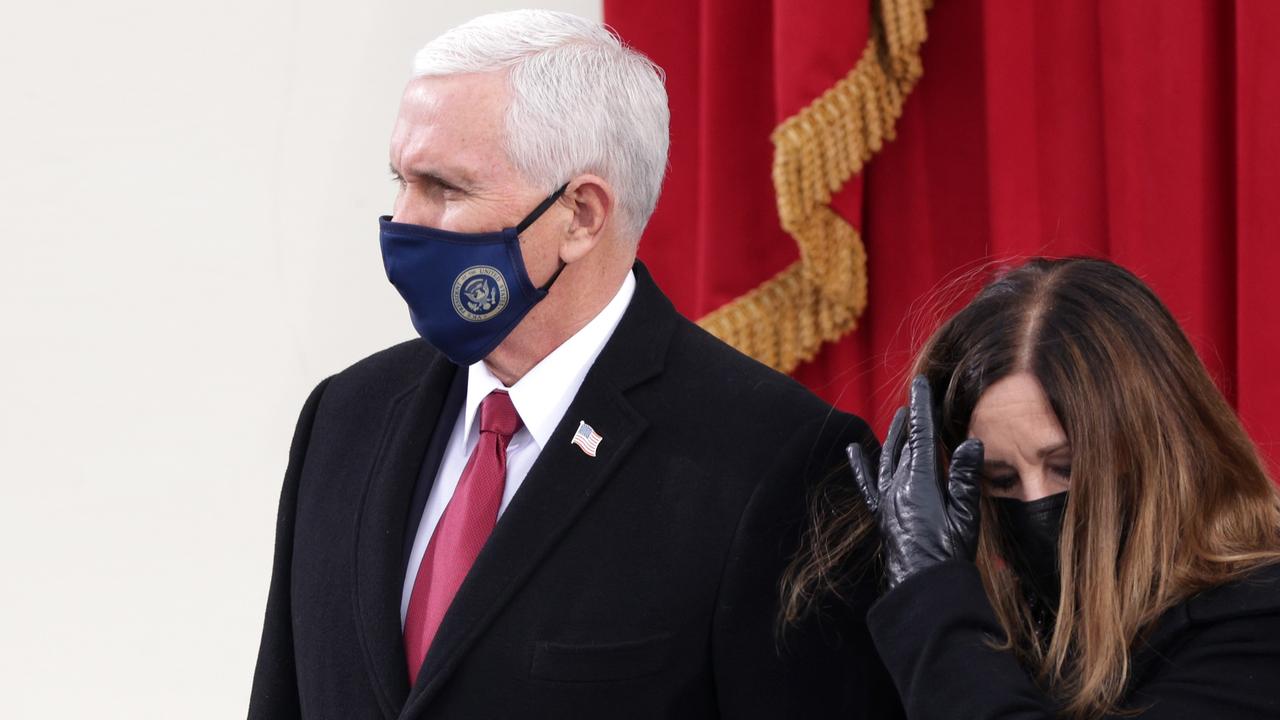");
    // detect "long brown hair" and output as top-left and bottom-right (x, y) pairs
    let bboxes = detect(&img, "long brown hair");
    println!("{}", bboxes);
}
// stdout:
(784, 257), (1280, 718)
